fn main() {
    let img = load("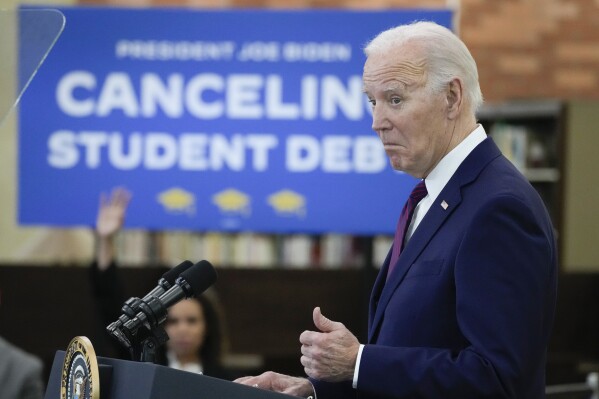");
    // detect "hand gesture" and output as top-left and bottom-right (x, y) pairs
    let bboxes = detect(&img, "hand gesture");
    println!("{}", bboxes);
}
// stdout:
(96, 187), (131, 239)
(299, 307), (360, 382)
